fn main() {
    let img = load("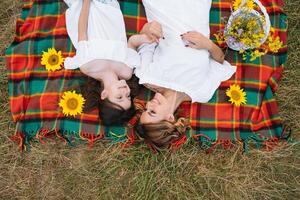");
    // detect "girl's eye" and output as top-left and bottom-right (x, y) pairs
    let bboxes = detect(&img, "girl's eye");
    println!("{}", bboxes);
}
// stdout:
(150, 110), (155, 114)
